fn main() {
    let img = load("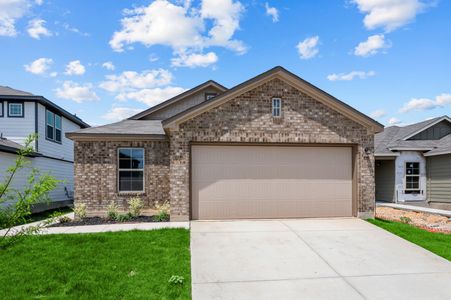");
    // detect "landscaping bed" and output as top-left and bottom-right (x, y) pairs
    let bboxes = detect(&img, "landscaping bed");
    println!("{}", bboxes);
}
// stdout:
(49, 215), (166, 227)
(376, 206), (451, 234)
(0, 229), (191, 299)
